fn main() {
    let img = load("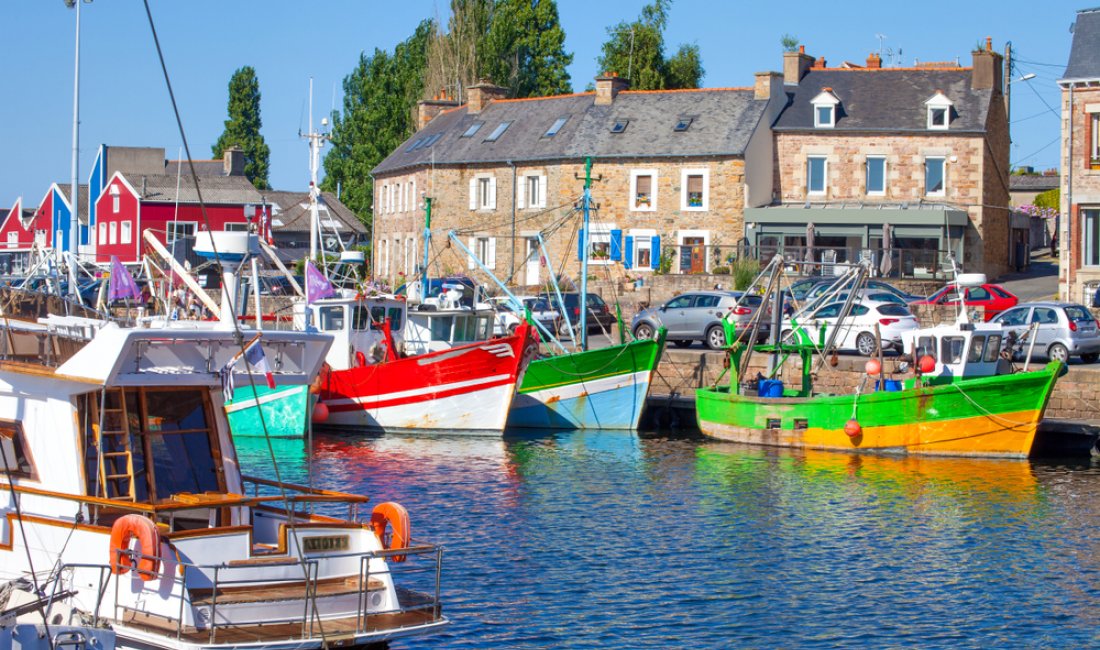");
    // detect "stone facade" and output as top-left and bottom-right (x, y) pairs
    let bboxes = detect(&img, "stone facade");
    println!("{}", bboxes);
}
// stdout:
(1059, 84), (1100, 303)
